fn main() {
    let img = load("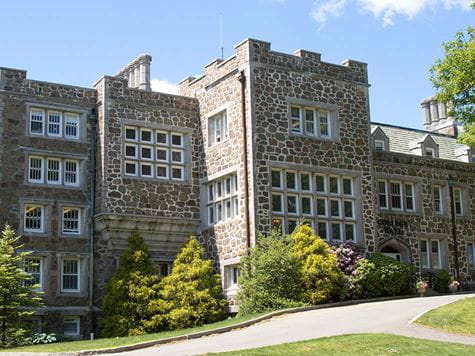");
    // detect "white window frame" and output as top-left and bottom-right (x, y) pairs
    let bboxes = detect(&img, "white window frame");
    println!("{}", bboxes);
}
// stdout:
(404, 183), (415, 212)
(24, 257), (43, 291)
(46, 158), (62, 185)
(208, 111), (229, 146)
(421, 239), (442, 269)
(317, 109), (331, 138)
(47, 111), (62, 137)
(301, 195), (313, 216)
(453, 188), (463, 216)
(63, 316), (80, 336)
(224, 264), (240, 290)
(62, 207), (81, 235)
(30, 109), (45, 136)
(206, 173), (239, 226)
(24, 205), (44, 233)
(433, 185), (442, 214)
(64, 160), (79, 187)
(425, 147), (436, 158)
(125, 144), (138, 159)
(389, 181), (403, 211)
(125, 161), (138, 176)
(374, 139), (385, 151)
(378, 180), (388, 209)
(61, 258), (80, 293)
(64, 113), (80, 139)
(125, 126), (138, 141)
(304, 108), (317, 136)
(28, 156), (44, 184)
(140, 128), (154, 144)
(290, 106), (302, 134)
(271, 169), (283, 189)
(140, 162), (154, 178)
